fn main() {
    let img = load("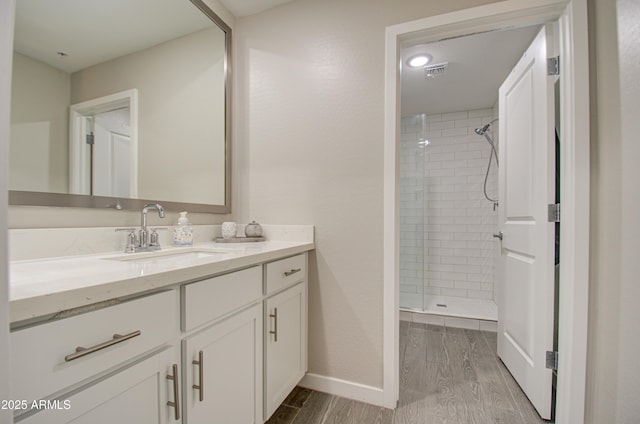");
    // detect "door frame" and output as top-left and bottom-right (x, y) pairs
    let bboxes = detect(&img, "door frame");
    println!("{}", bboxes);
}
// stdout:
(383, 0), (590, 422)
(68, 89), (138, 197)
